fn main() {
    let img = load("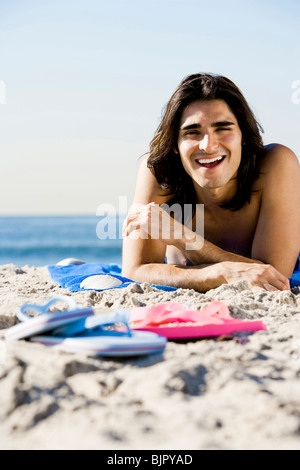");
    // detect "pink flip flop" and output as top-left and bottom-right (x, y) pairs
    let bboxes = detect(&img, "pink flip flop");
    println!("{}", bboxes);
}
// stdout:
(129, 301), (266, 339)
